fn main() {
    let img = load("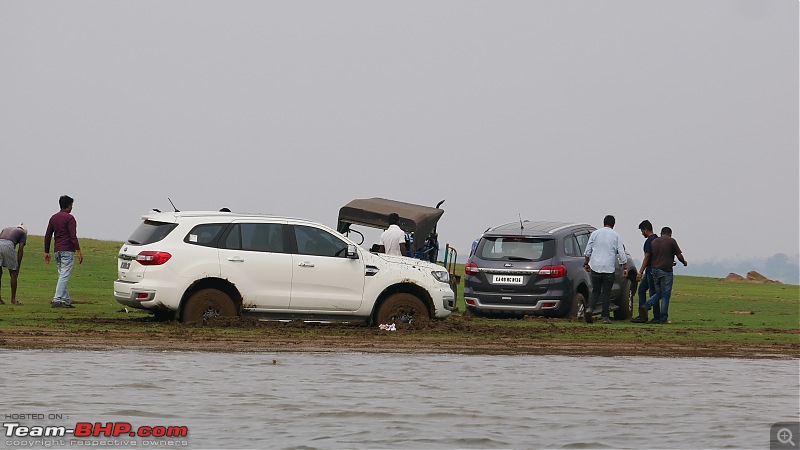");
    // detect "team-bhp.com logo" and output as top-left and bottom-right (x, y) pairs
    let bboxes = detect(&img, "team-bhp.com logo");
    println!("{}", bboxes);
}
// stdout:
(5, 421), (189, 447)
(5, 422), (188, 438)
